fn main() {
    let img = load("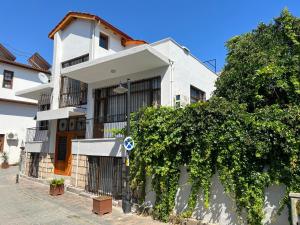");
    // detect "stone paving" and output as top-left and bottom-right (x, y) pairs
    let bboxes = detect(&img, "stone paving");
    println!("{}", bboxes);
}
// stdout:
(0, 166), (165, 225)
